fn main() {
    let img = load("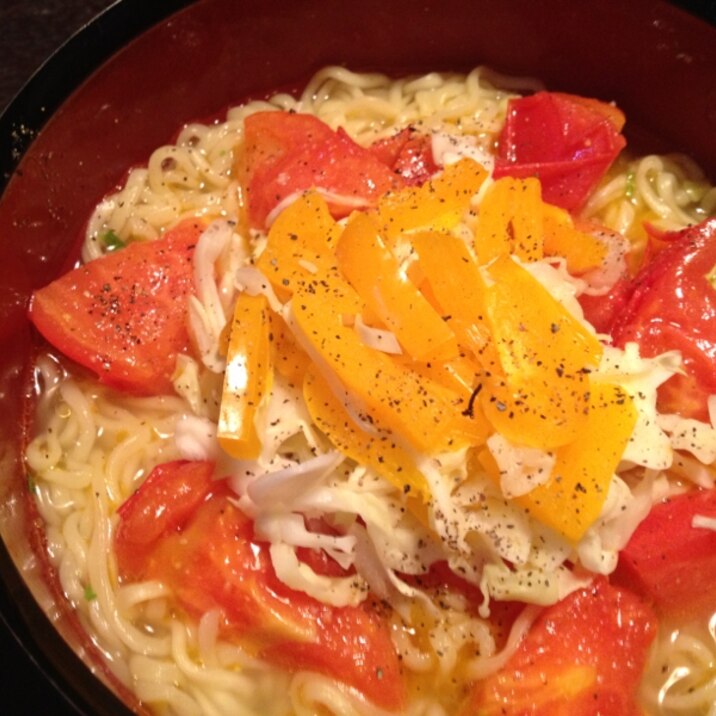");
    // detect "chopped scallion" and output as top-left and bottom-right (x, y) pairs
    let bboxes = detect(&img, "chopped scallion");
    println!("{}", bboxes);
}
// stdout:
(625, 171), (636, 200)
(101, 229), (126, 252)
